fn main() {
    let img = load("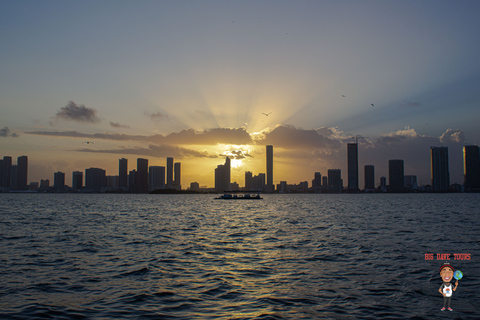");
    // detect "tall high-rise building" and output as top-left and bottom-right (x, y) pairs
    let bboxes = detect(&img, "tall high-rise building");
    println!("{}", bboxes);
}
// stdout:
(136, 158), (149, 193)
(245, 171), (253, 190)
(1, 156), (12, 188)
(174, 162), (181, 190)
(215, 157), (230, 192)
(119, 158), (128, 189)
(128, 170), (136, 192)
(430, 146), (450, 192)
(313, 172), (322, 193)
(166, 157), (174, 189)
(364, 165), (375, 190)
(54, 171), (65, 191)
(149, 166), (165, 191)
(463, 145), (480, 190)
(266, 145), (273, 192)
(16, 155), (28, 190)
(389, 160), (404, 192)
(72, 171), (83, 189)
(85, 168), (106, 192)
(328, 169), (342, 193)
(347, 143), (358, 191)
